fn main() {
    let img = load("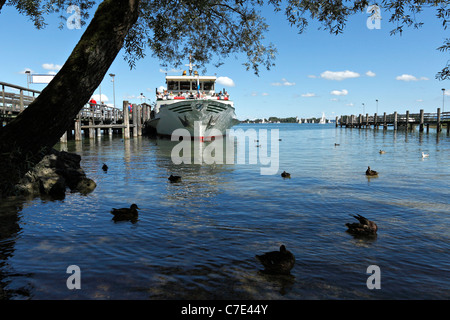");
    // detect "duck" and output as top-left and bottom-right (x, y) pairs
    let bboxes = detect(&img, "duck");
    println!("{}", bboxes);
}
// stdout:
(110, 204), (140, 222)
(256, 245), (295, 275)
(379, 150), (386, 154)
(422, 152), (429, 158)
(102, 163), (108, 172)
(168, 175), (182, 183)
(345, 214), (378, 236)
(365, 166), (378, 176)
(281, 171), (291, 178)
(335, 143), (340, 146)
